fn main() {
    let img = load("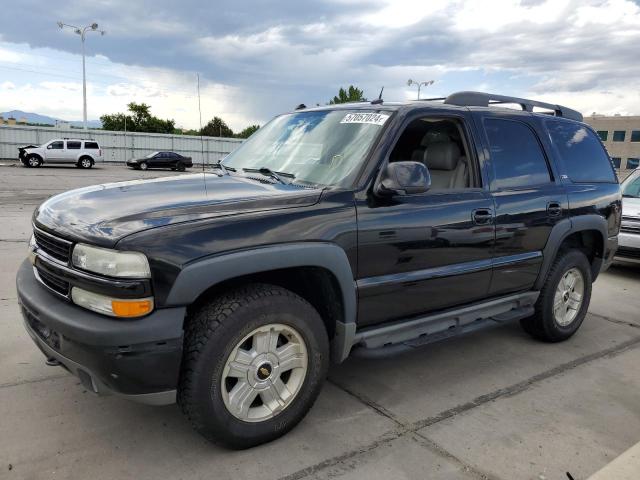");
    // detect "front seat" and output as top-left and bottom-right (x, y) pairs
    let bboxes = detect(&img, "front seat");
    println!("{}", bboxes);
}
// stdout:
(410, 129), (451, 162)
(423, 141), (468, 189)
